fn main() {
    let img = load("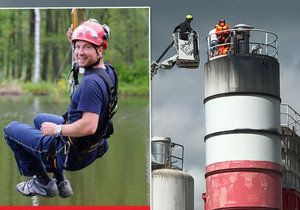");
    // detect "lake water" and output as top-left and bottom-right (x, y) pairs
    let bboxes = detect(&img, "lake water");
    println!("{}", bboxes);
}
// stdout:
(0, 95), (149, 206)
